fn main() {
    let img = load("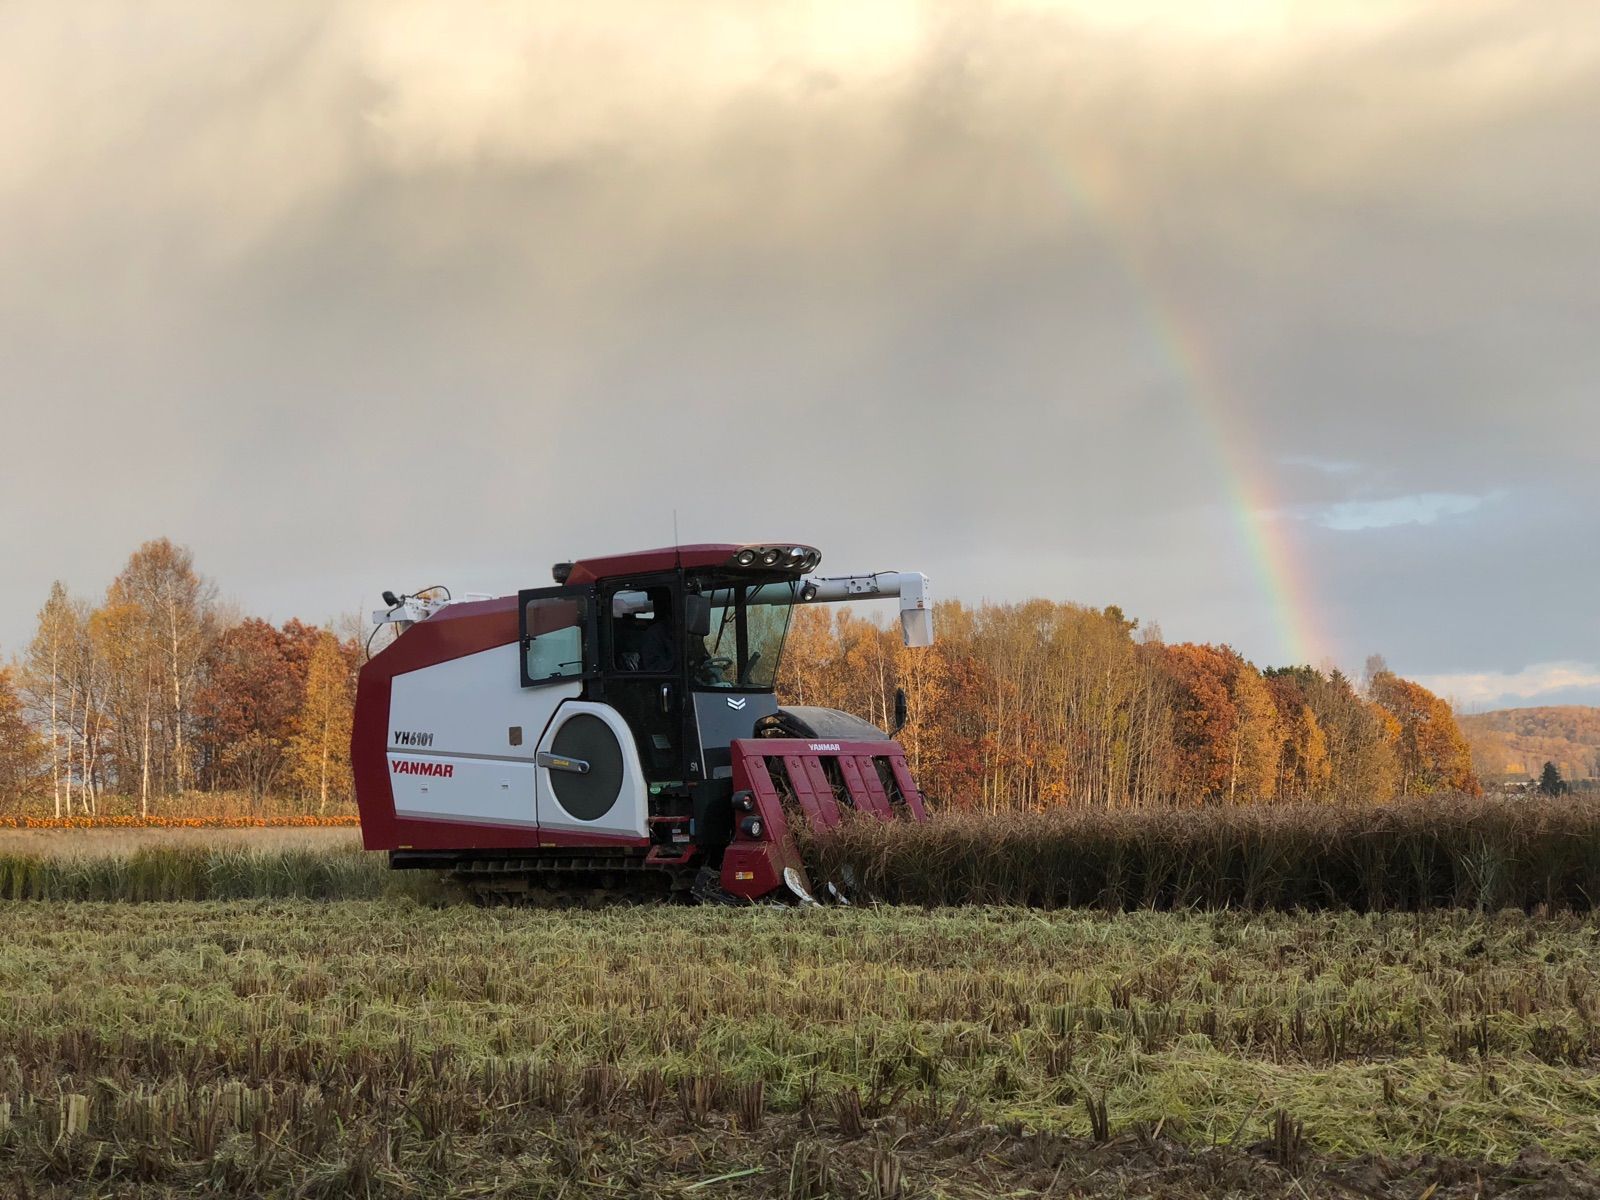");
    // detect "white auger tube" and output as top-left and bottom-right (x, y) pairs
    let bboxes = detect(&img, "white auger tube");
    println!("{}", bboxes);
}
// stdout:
(798, 572), (933, 648)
